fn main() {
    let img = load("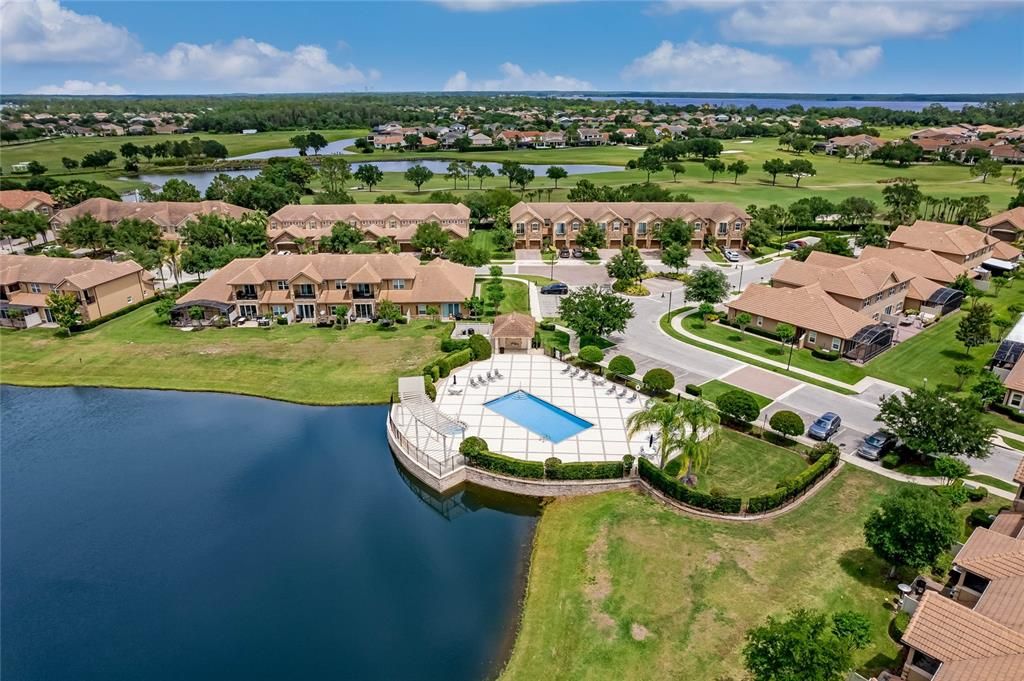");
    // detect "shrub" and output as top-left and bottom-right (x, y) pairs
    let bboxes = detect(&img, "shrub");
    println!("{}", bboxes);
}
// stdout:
(579, 345), (604, 364)
(769, 410), (804, 438)
(968, 507), (994, 528)
(684, 383), (703, 396)
(934, 482), (970, 508)
(423, 375), (437, 401)
(544, 457), (562, 478)
(276, 315), (288, 325)
(991, 402), (1024, 423)
(643, 368), (675, 394)
(808, 442), (839, 464)
(746, 447), (839, 513)
(881, 454), (900, 469)
(622, 454), (635, 474)
(463, 449), (545, 479)
(664, 457), (683, 477)
(638, 458), (742, 514)
(715, 389), (760, 424)
(607, 354), (636, 376)
(437, 348), (473, 377)
(811, 348), (841, 361)
(967, 486), (988, 502)
(892, 612), (911, 640)
(546, 459), (624, 480)
(931, 551), (953, 579)
(539, 321), (556, 331)
(440, 338), (470, 352)
(468, 333), (492, 360)
(459, 436), (489, 456)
